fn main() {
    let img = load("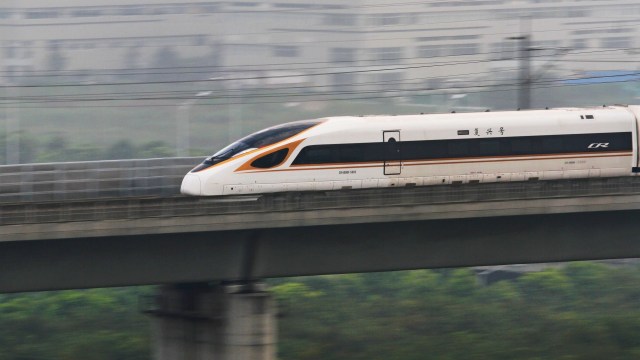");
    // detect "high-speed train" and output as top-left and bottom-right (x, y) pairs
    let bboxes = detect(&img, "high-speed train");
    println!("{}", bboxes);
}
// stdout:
(181, 105), (640, 196)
